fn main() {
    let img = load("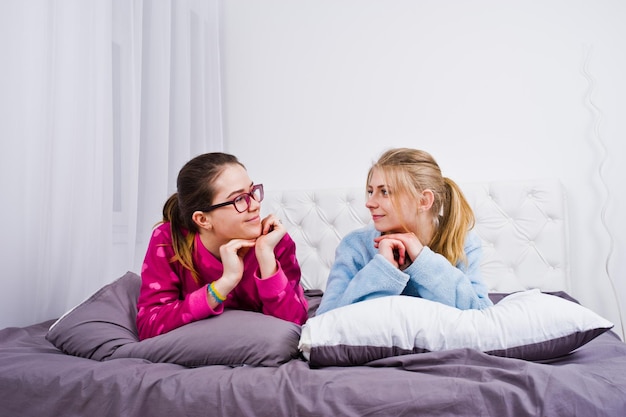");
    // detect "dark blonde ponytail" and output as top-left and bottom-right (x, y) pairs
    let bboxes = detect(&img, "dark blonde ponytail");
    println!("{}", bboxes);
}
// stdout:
(429, 177), (475, 265)
(160, 193), (197, 279)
